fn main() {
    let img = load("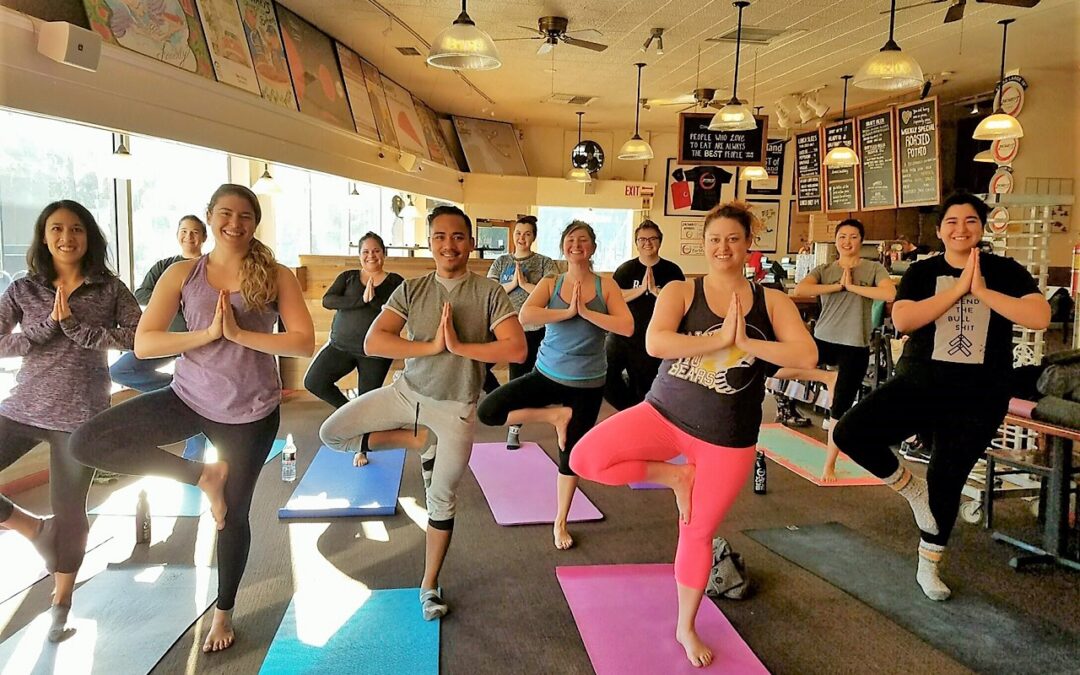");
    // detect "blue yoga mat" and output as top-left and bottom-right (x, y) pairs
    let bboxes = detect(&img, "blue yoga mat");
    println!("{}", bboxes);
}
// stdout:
(259, 588), (439, 675)
(278, 446), (405, 519)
